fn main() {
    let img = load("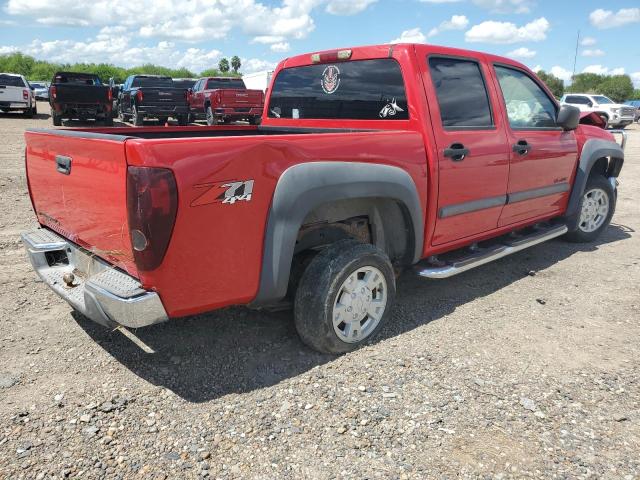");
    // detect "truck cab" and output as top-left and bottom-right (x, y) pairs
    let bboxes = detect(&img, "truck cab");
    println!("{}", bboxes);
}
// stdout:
(22, 44), (624, 354)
